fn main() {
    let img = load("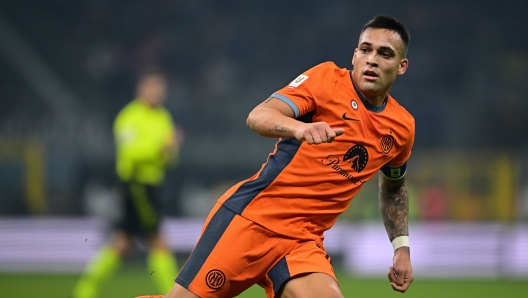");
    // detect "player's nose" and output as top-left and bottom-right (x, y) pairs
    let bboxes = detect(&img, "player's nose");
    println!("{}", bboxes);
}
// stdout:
(366, 57), (378, 67)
